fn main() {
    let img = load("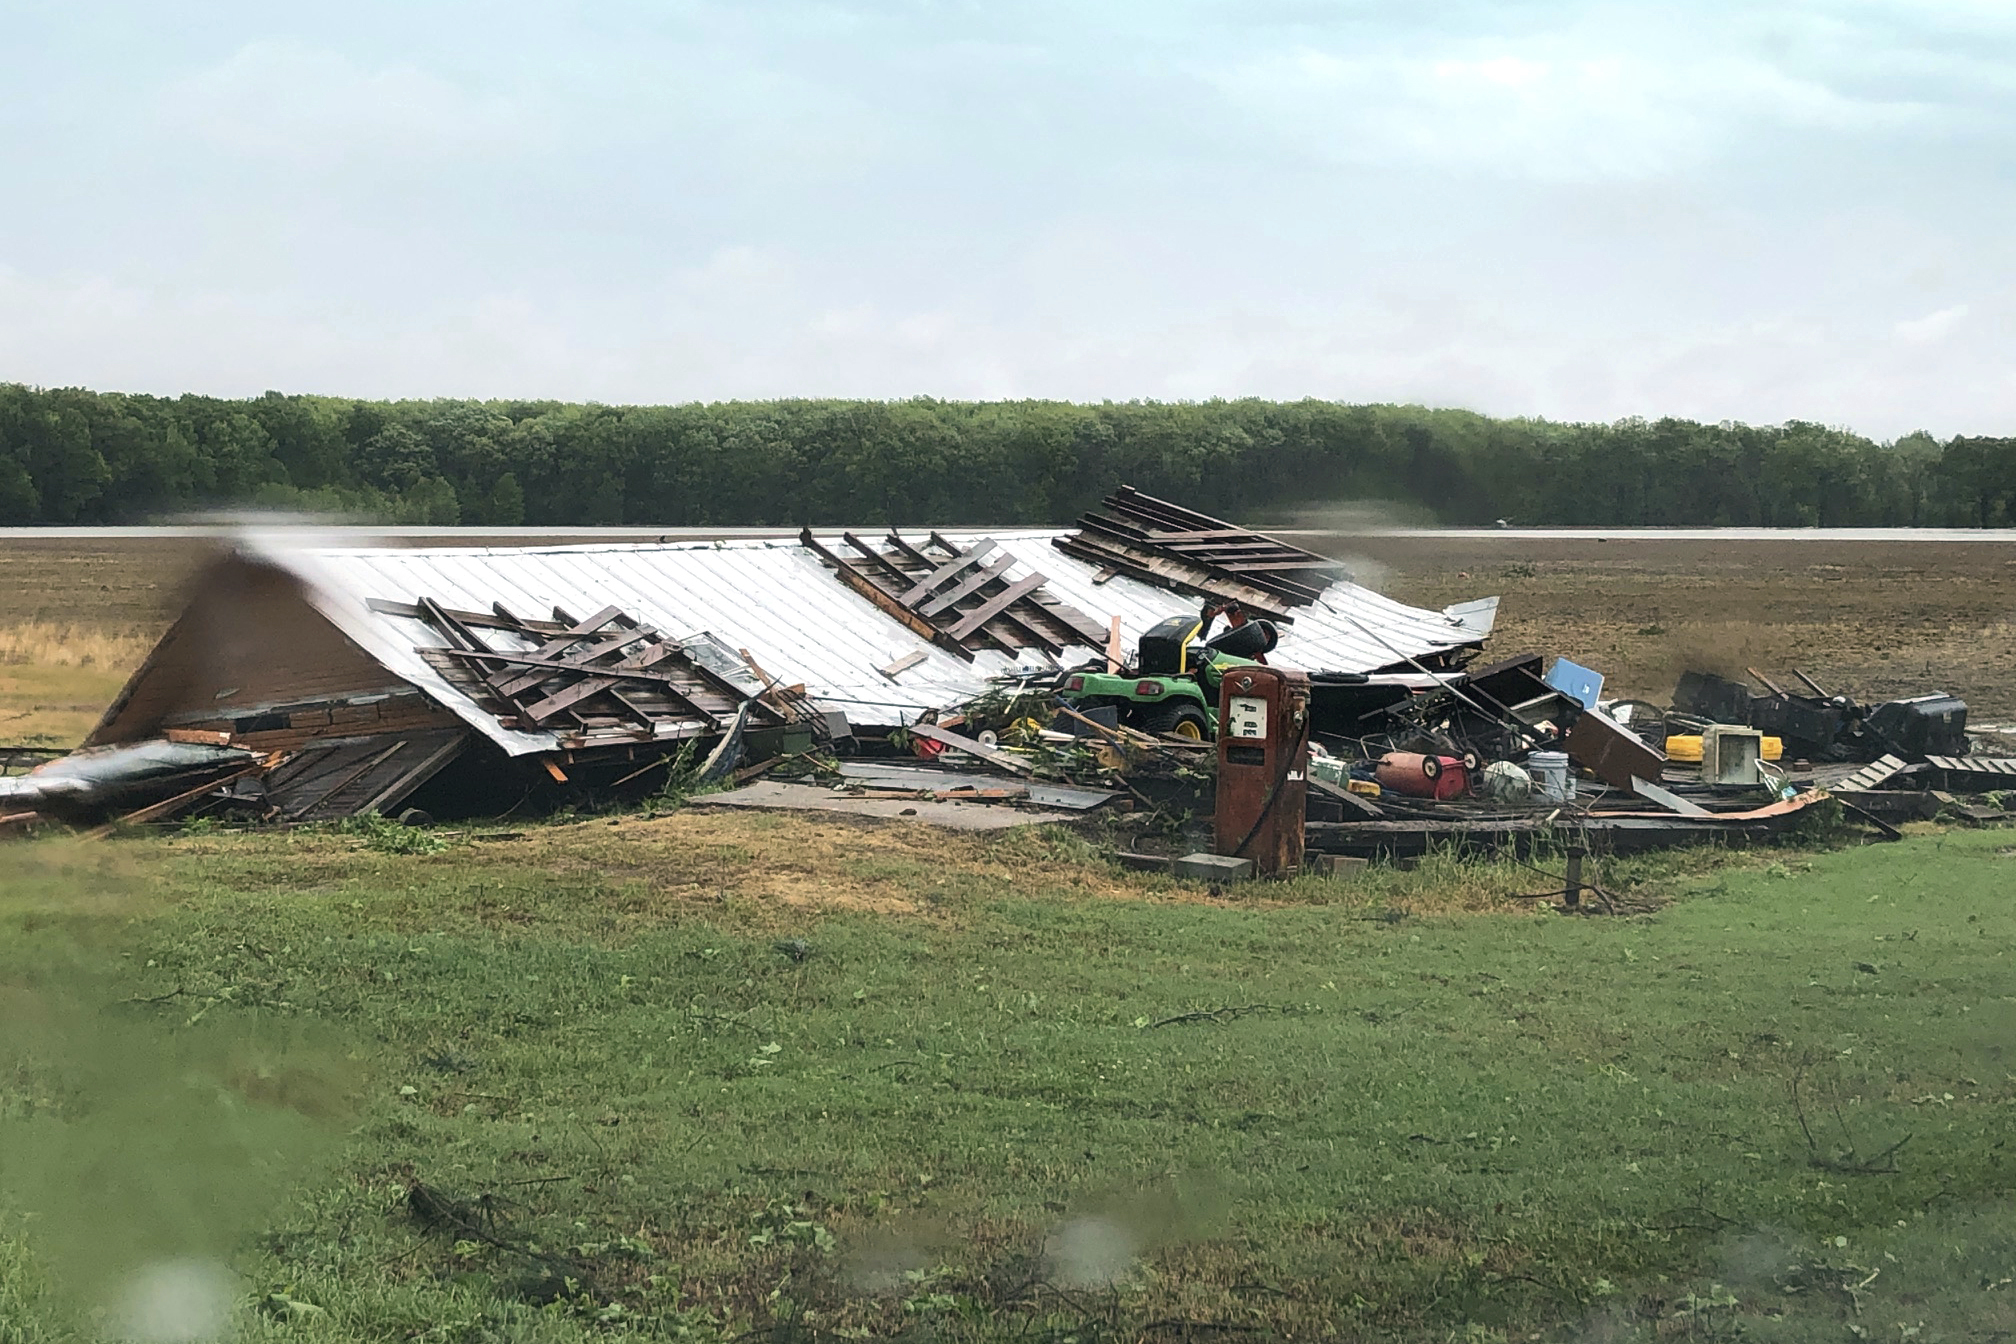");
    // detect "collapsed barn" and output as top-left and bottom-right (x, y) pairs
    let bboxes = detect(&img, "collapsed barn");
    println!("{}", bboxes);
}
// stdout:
(7, 488), (2006, 871)
(6, 490), (1494, 830)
